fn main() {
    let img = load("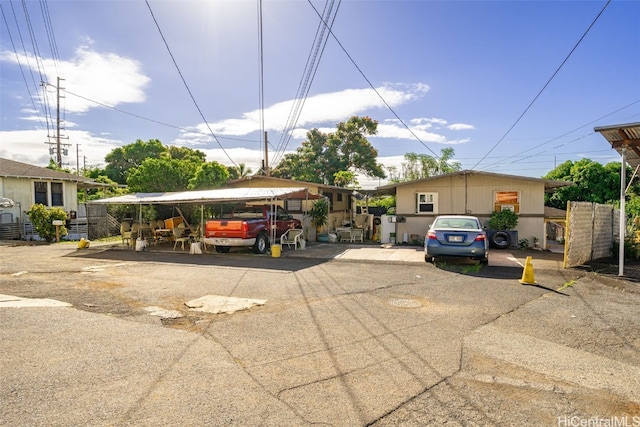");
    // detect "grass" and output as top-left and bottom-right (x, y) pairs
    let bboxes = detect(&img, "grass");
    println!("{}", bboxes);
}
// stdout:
(557, 280), (576, 291)
(435, 260), (484, 273)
